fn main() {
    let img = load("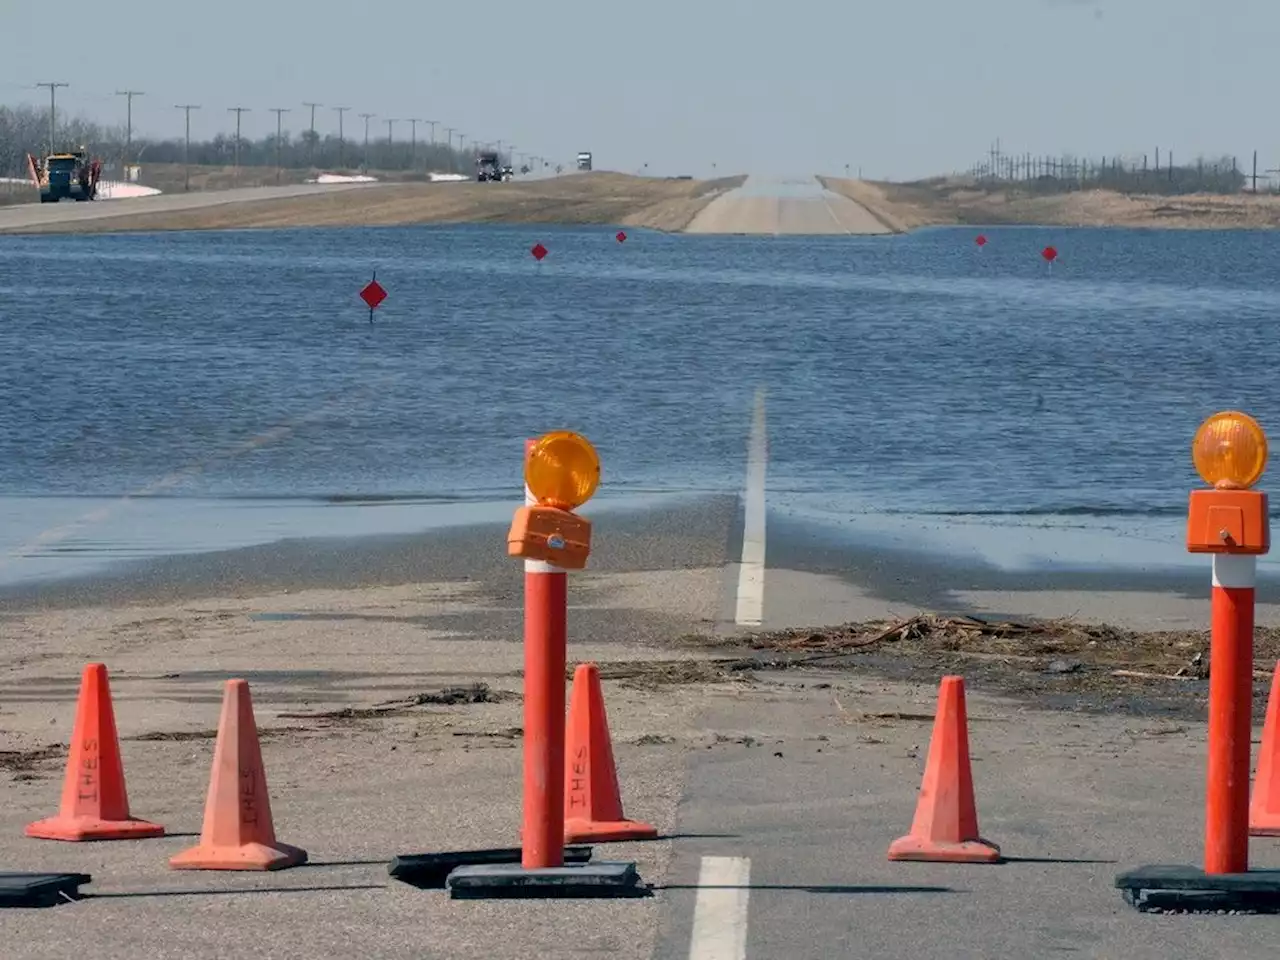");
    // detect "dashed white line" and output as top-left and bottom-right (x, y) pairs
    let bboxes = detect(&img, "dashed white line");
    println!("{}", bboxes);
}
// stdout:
(688, 855), (751, 960)
(734, 388), (767, 626)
